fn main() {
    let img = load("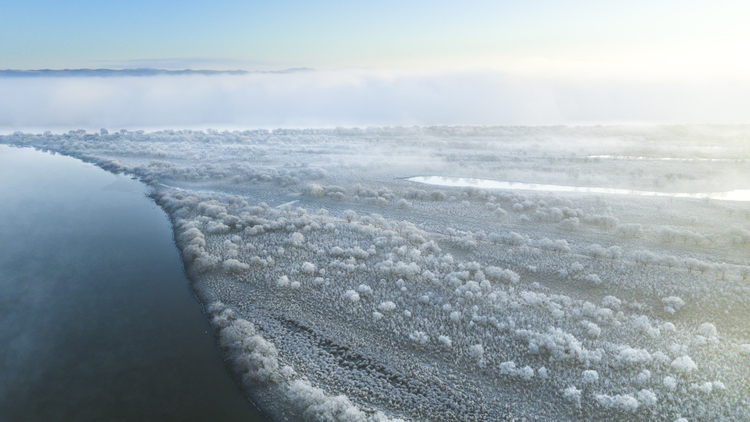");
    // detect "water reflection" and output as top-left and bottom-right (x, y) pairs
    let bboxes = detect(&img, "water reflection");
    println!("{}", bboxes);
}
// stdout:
(0, 146), (266, 422)
(409, 176), (750, 202)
